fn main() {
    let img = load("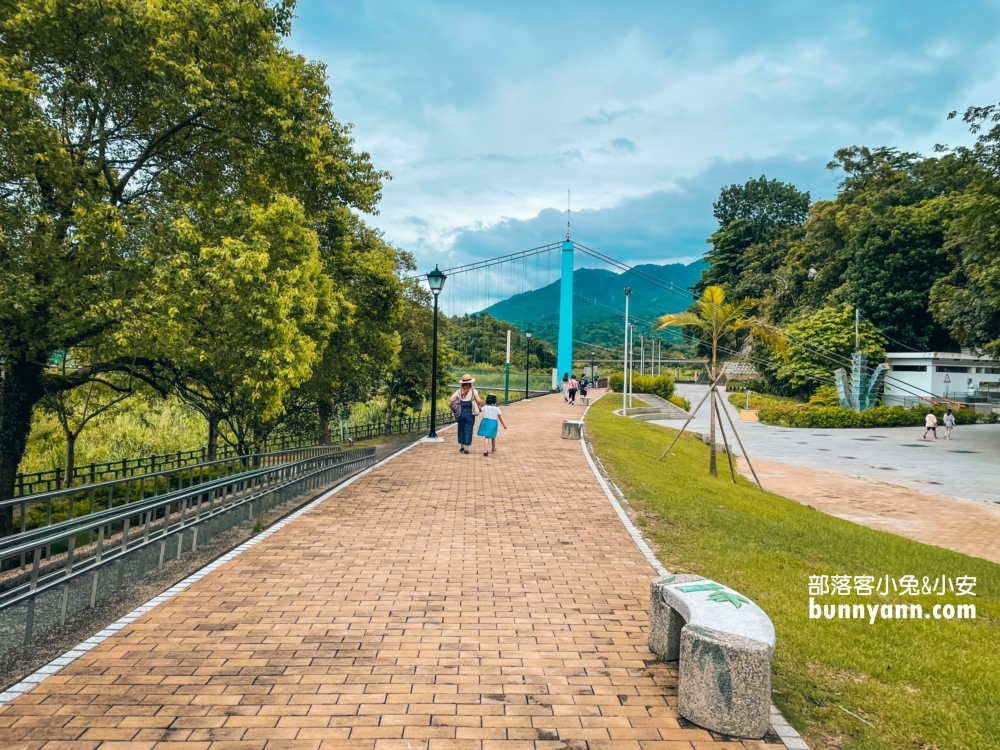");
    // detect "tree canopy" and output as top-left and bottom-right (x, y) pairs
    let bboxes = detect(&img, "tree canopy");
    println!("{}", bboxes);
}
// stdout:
(0, 0), (408, 528)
